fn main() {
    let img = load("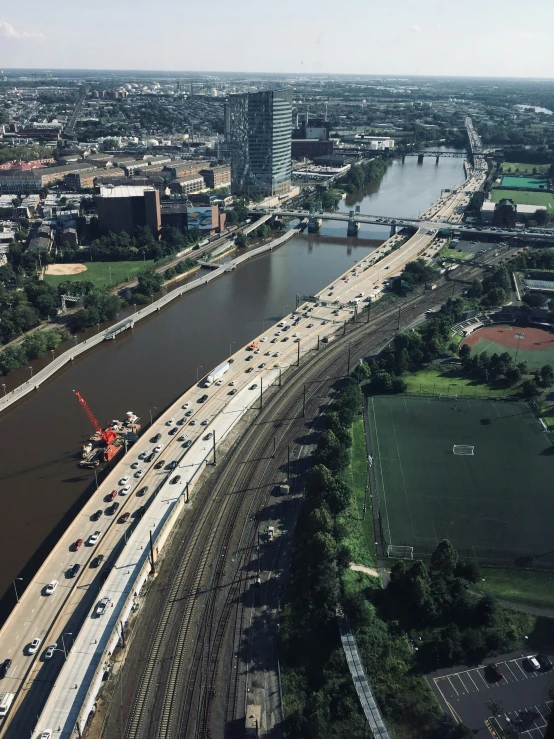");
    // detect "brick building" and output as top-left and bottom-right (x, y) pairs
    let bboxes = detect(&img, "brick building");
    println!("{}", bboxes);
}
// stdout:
(96, 186), (161, 237)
